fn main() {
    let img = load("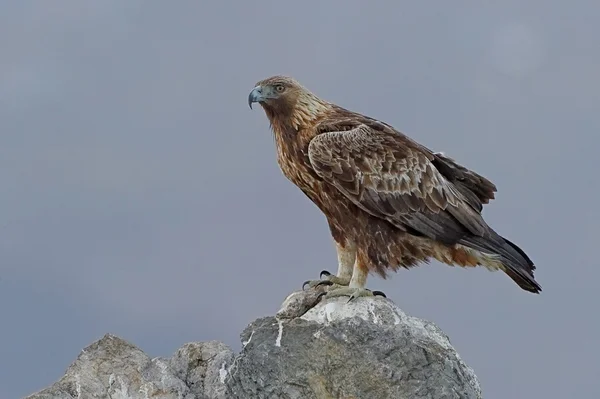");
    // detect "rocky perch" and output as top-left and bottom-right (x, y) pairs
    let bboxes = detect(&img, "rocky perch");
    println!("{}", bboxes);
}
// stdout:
(26, 289), (482, 399)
